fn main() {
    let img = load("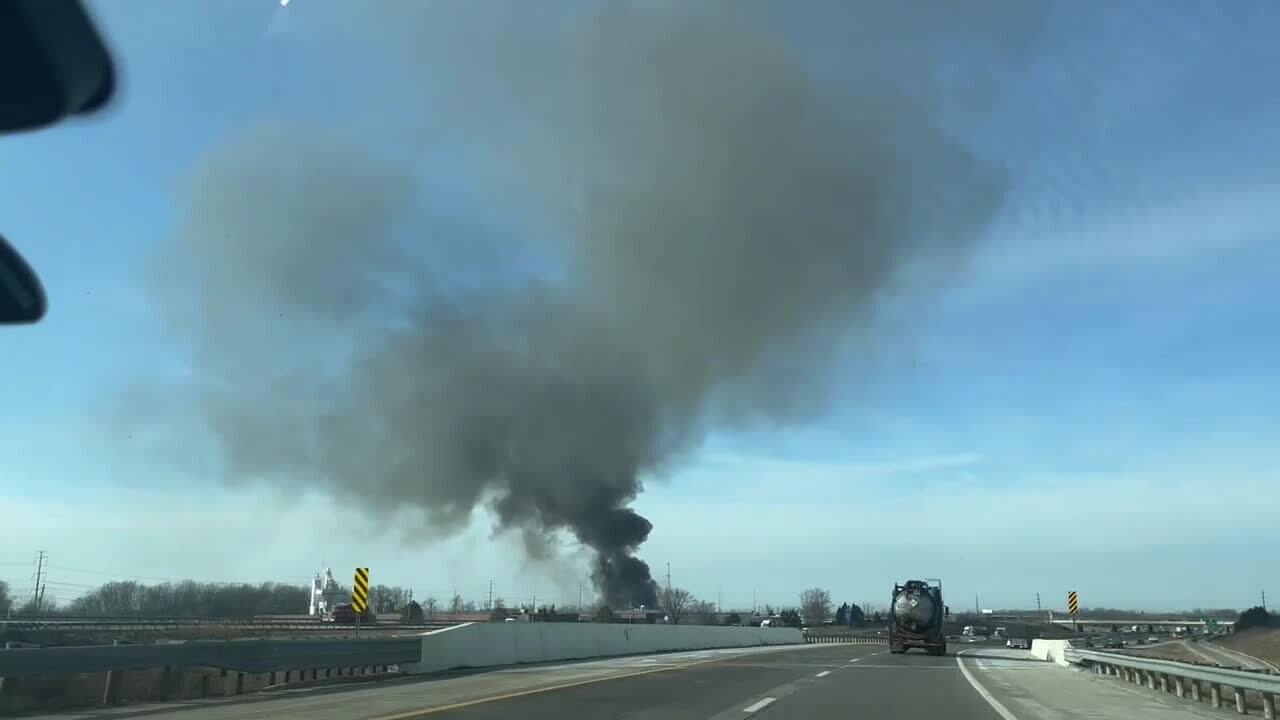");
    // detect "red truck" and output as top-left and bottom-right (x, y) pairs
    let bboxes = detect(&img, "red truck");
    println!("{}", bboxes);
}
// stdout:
(328, 603), (375, 624)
